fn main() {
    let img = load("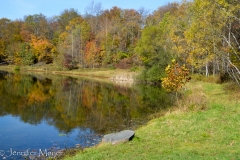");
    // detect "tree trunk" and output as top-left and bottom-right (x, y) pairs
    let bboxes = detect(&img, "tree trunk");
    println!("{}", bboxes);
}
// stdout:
(205, 62), (209, 77)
